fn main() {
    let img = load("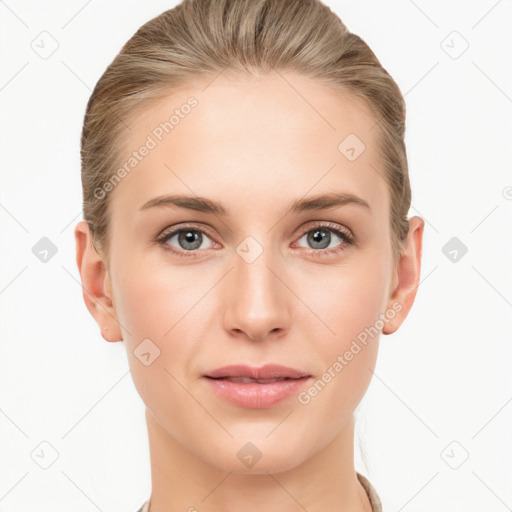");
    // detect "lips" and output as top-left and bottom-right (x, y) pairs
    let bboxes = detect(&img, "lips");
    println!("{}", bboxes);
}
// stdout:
(203, 364), (312, 408)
